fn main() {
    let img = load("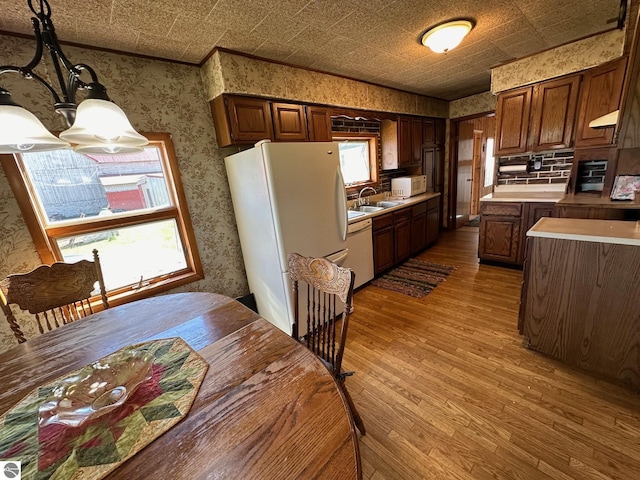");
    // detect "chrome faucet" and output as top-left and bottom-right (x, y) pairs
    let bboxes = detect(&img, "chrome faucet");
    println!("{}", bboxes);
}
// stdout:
(358, 186), (377, 206)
